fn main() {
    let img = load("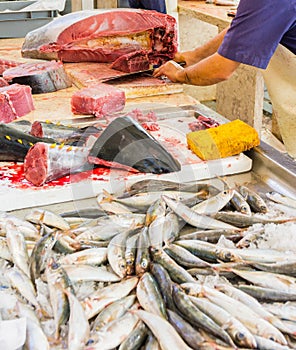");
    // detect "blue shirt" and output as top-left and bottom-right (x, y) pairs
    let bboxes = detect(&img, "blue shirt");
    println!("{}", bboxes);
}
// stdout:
(218, 0), (296, 69)
(128, 0), (167, 14)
